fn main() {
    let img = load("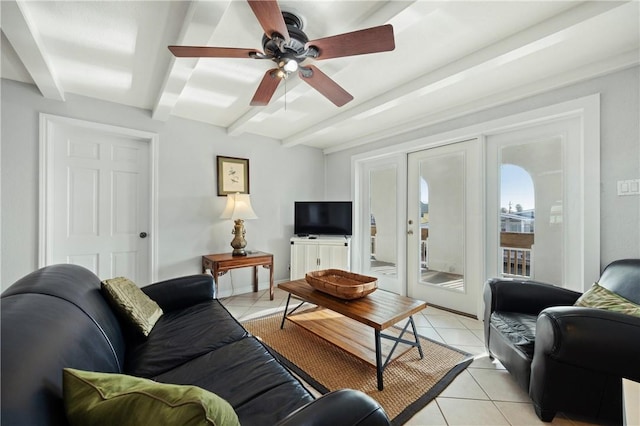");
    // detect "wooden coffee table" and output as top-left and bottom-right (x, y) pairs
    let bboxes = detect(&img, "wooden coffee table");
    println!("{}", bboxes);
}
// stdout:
(278, 279), (427, 390)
